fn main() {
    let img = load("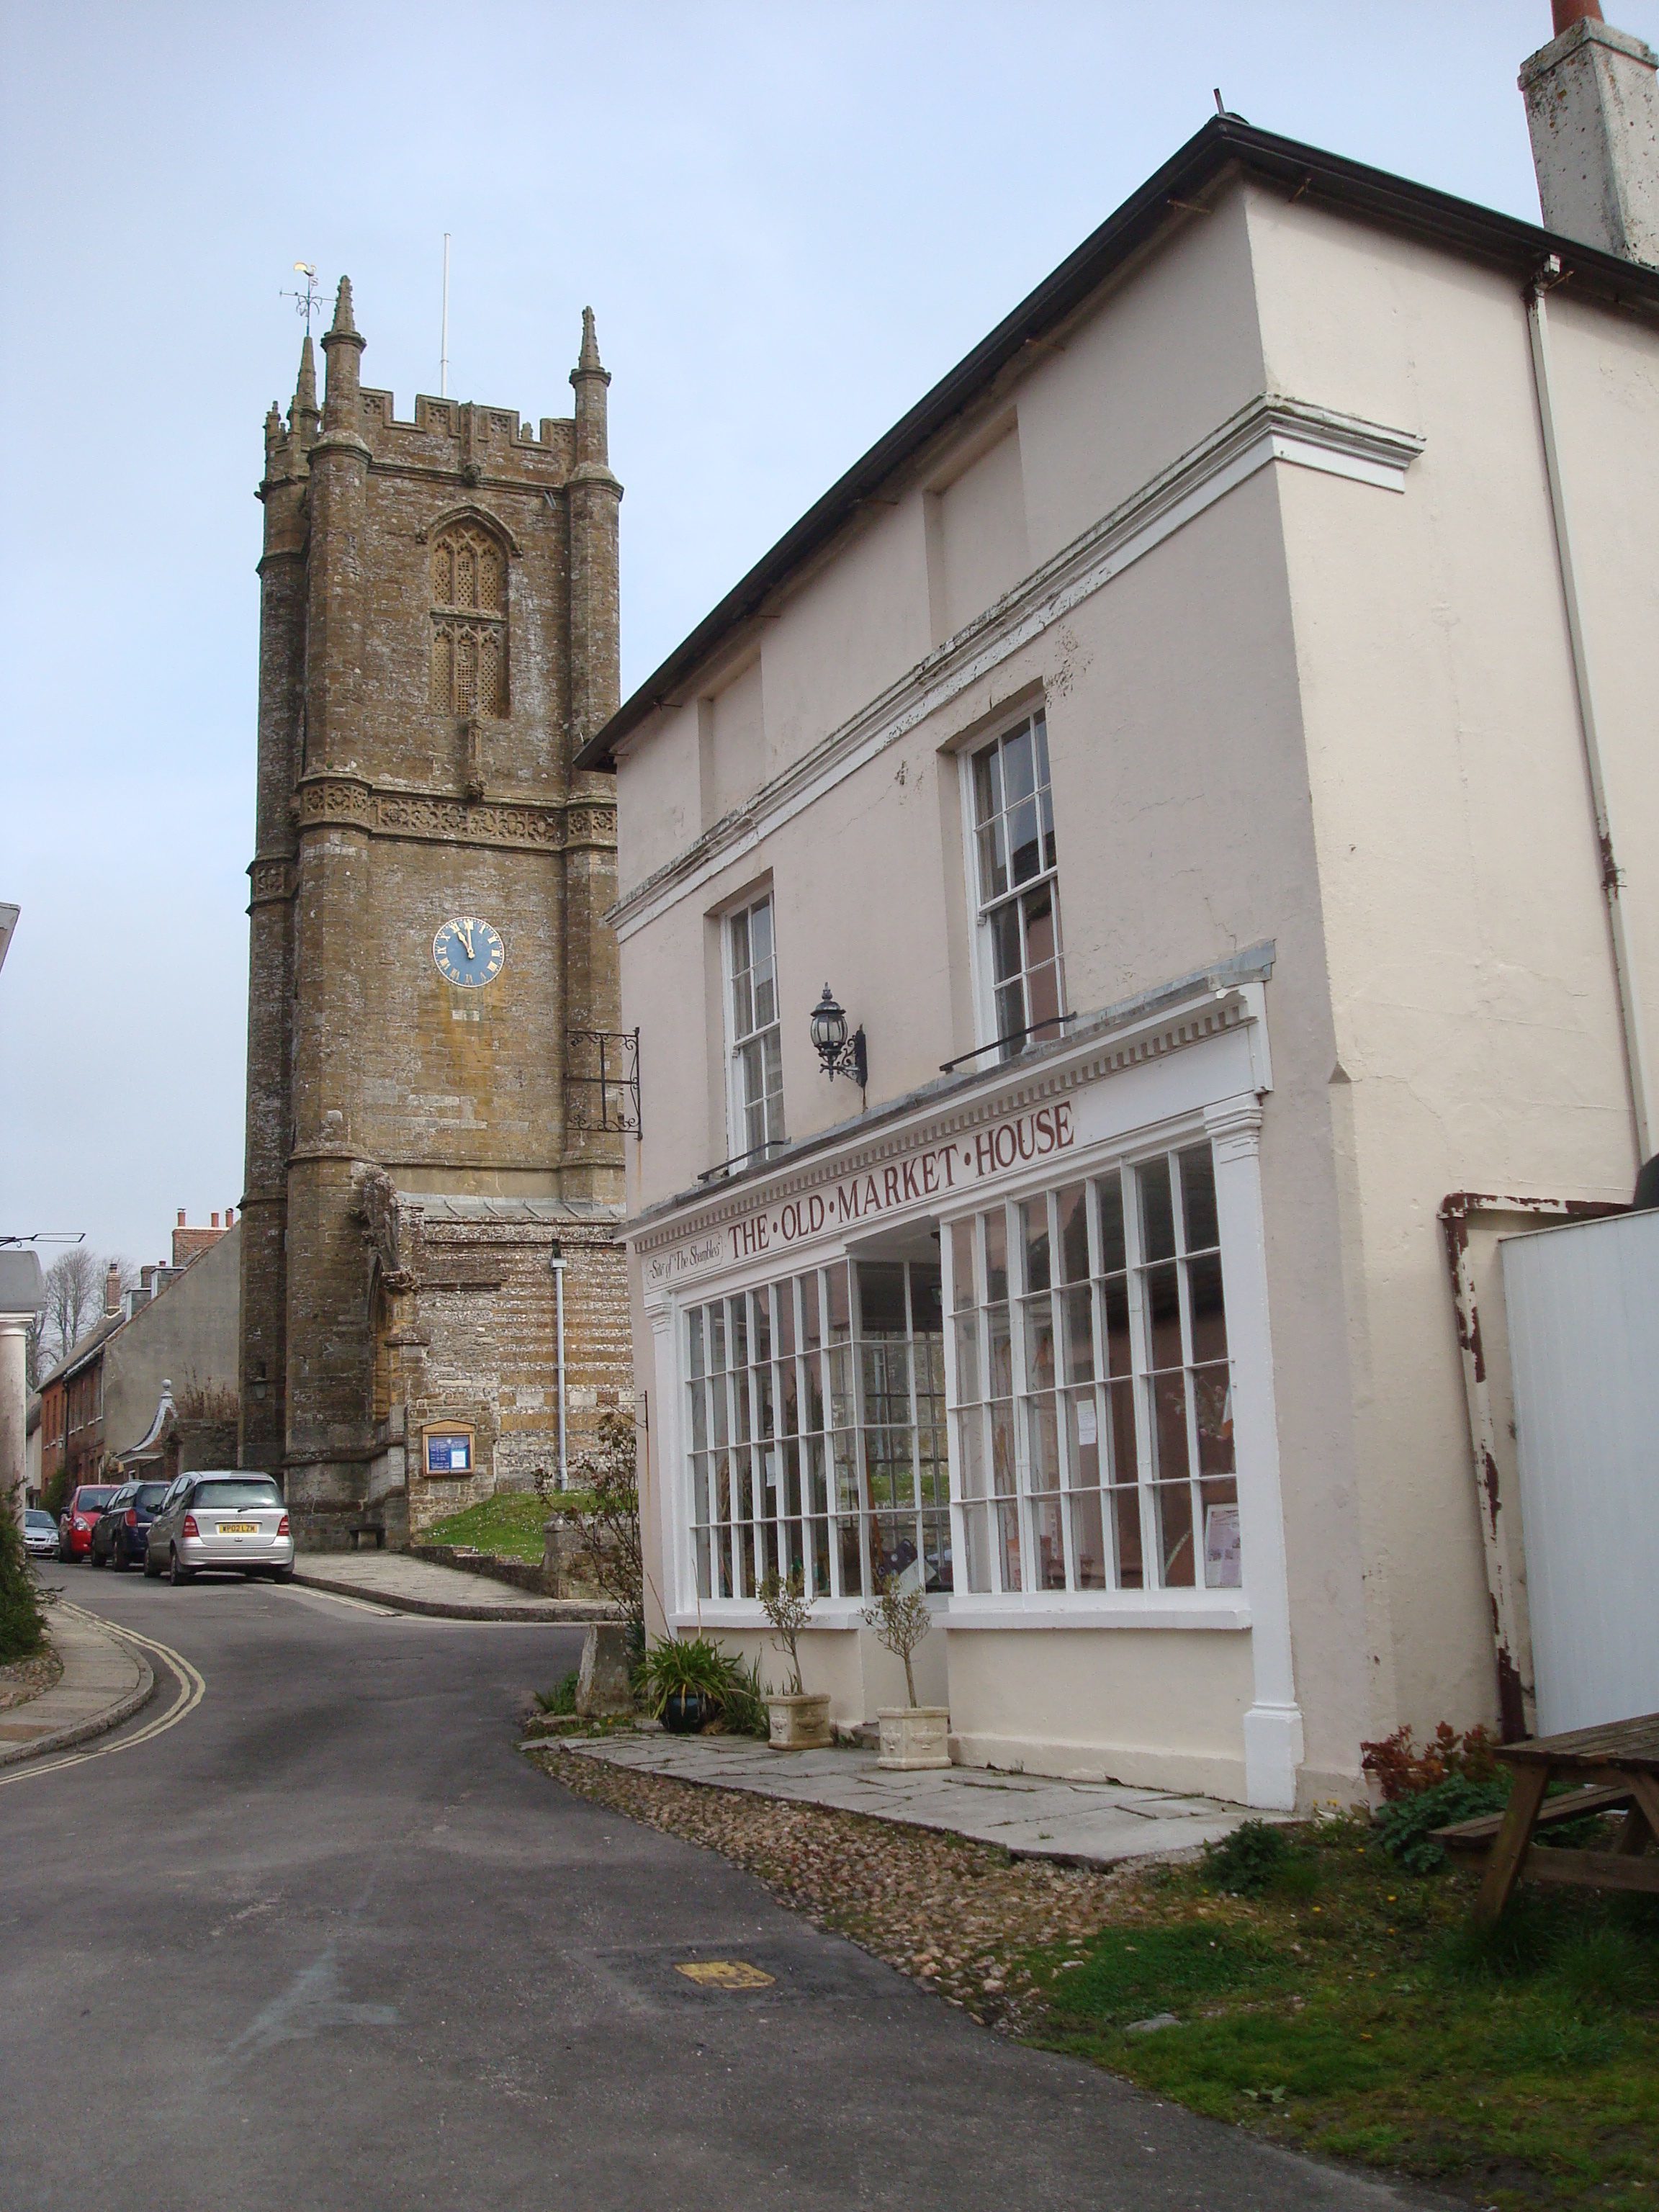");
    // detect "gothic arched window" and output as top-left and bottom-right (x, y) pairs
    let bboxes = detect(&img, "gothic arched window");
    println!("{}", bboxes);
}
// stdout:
(431, 521), (508, 716)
